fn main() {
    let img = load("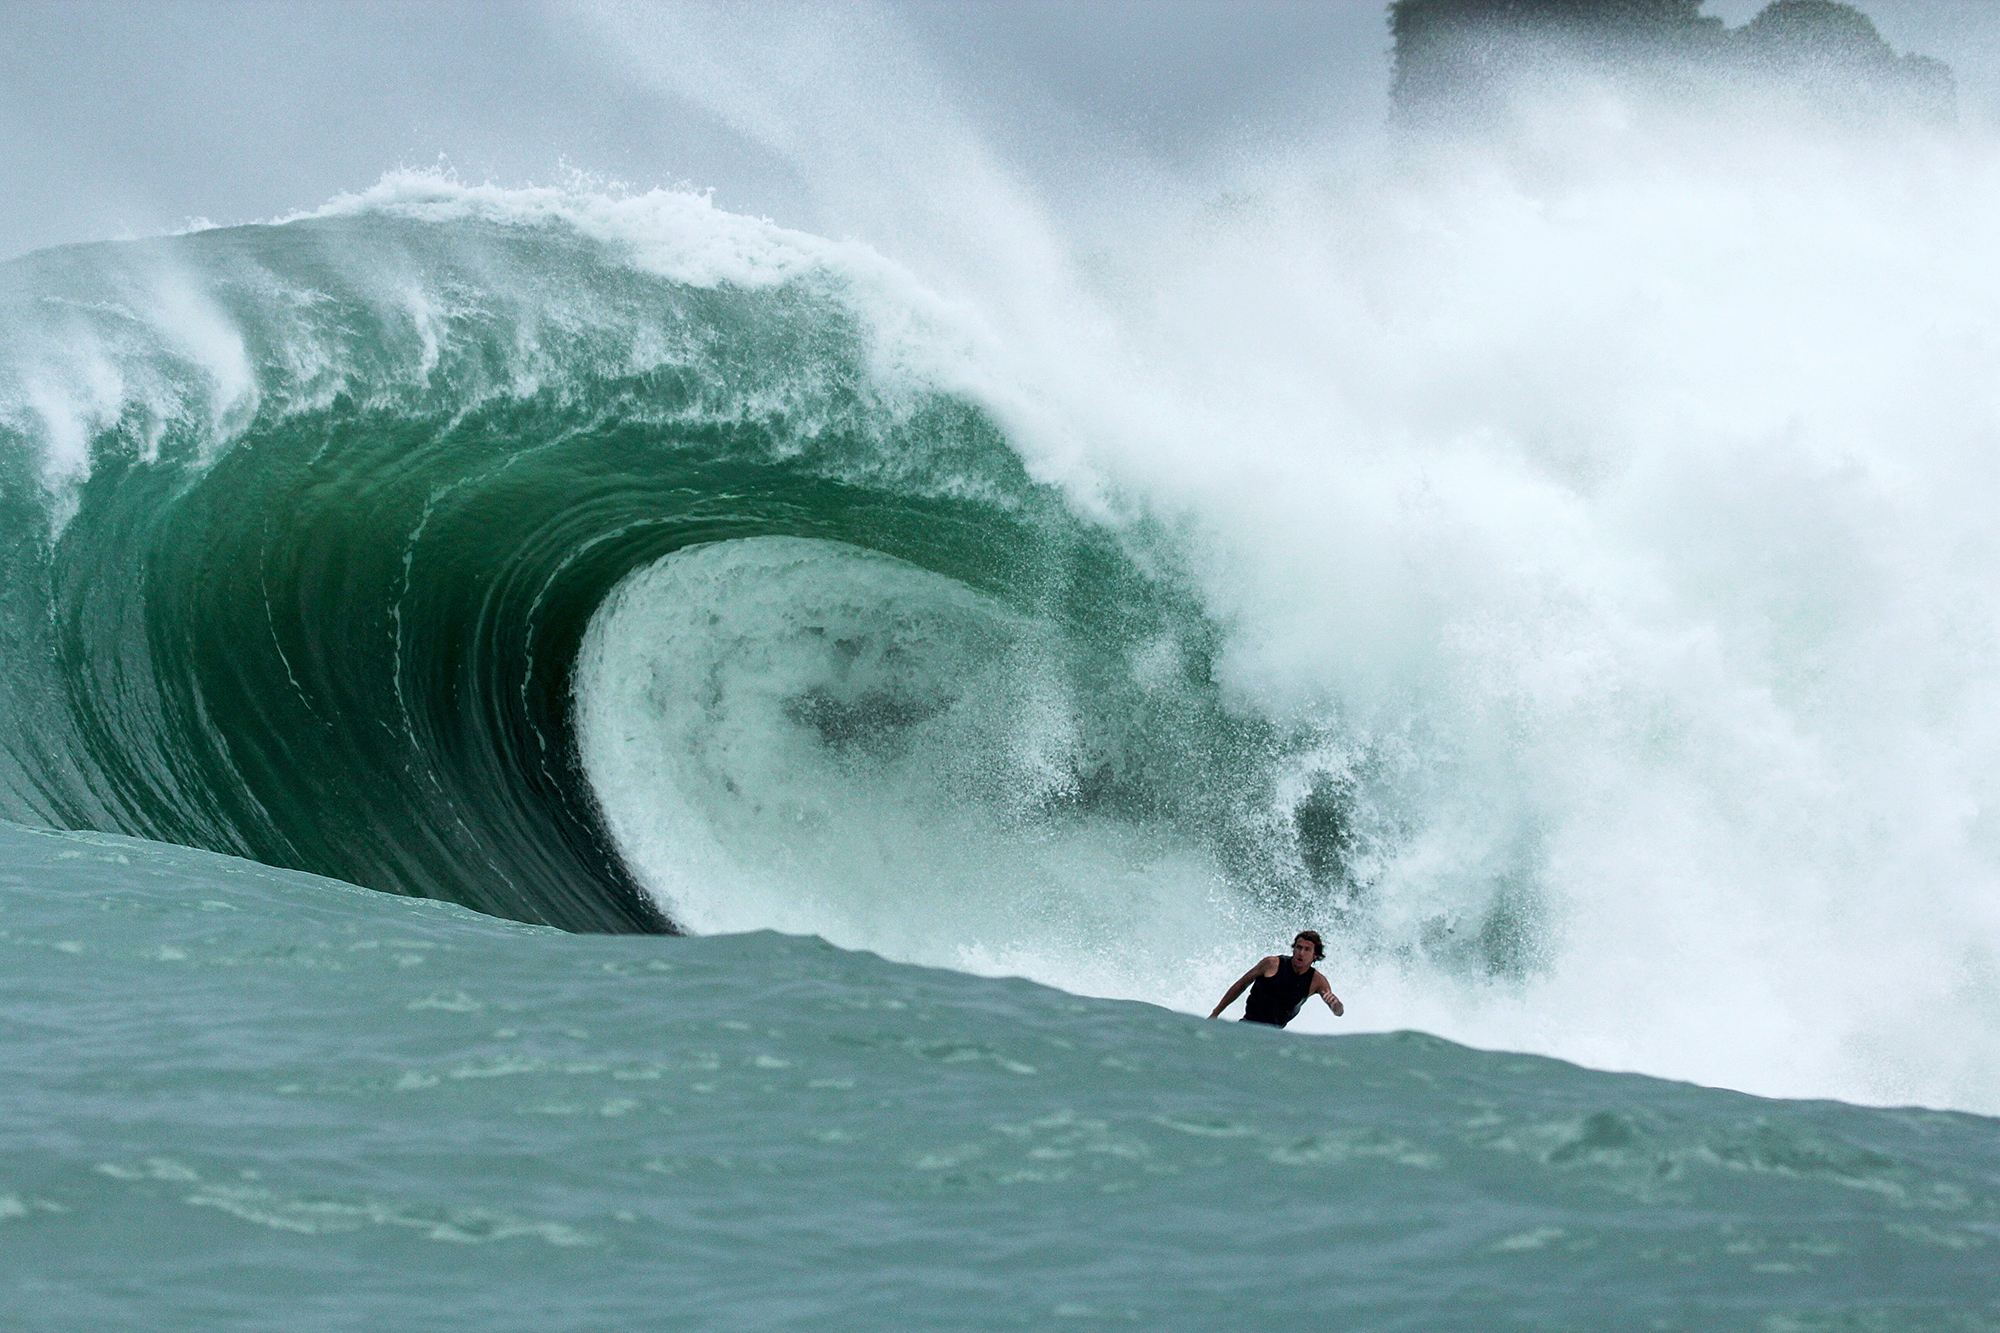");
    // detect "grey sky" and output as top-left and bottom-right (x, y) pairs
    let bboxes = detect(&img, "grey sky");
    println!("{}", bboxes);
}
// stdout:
(0, 0), (1992, 263)
(0, 0), (1387, 261)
